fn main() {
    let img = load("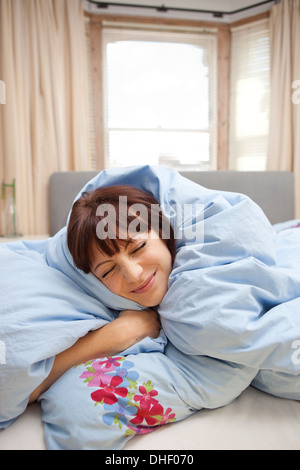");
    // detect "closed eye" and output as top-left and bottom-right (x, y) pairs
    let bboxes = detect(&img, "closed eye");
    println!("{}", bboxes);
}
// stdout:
(101, 265), (115, 279)
(131, 241), (147, 254)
